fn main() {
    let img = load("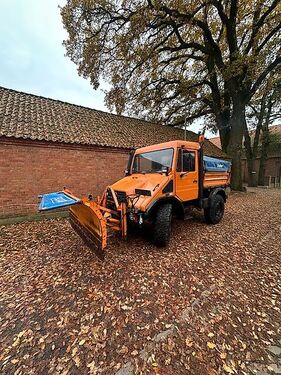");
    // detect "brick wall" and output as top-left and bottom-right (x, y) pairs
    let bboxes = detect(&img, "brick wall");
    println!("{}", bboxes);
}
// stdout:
(0, 137), (129, 216)
(241, 157), (281, 184)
